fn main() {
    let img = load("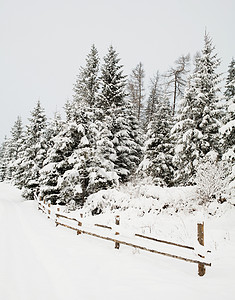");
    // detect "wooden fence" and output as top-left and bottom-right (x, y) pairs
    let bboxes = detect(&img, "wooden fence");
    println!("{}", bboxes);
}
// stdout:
(34, 194), (211, 277)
